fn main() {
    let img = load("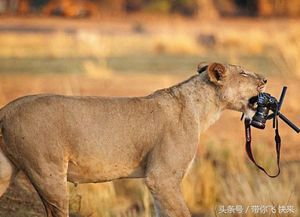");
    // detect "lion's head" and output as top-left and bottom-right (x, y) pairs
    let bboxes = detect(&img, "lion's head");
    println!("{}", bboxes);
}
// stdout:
(198, 62), (267, 117)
